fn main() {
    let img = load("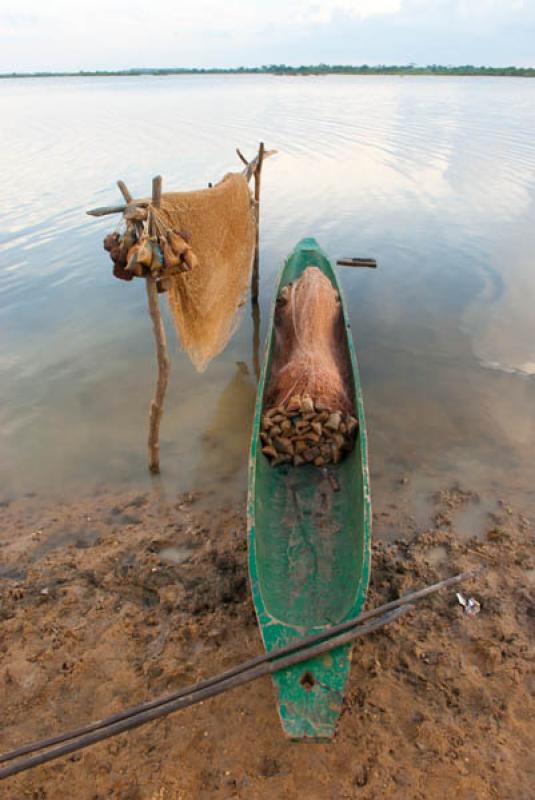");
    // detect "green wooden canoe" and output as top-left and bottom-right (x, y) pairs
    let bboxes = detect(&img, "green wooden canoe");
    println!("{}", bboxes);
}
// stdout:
(247, 237), (371, 740)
